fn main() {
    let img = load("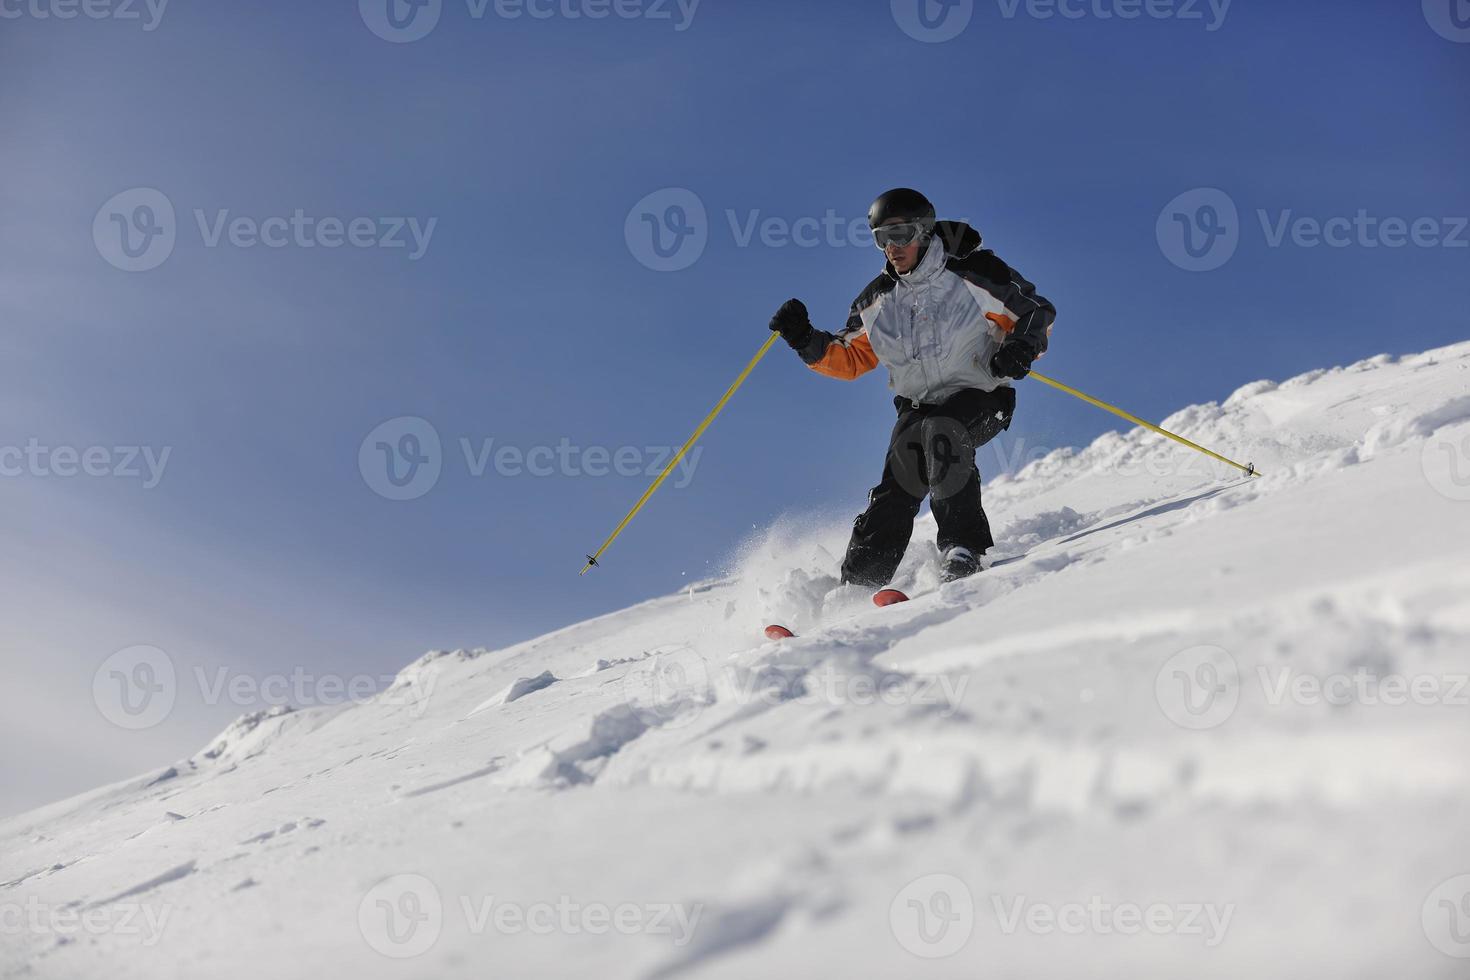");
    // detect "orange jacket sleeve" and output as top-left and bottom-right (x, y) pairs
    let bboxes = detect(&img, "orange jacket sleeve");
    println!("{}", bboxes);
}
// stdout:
(807, 332), (879, 381)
